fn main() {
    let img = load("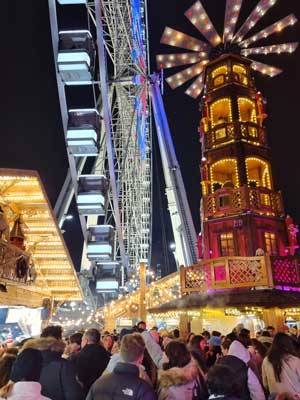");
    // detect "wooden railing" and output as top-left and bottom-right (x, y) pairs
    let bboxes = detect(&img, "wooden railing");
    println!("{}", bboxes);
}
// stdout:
(204, 122), (267, 150)
(180, 255), (300, 294)
(203, 186), (284, 219)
